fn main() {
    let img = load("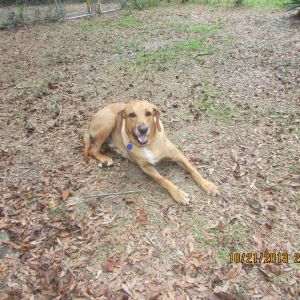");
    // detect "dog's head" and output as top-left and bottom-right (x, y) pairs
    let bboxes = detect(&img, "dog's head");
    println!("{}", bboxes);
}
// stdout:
(119, 100), (161, 147)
